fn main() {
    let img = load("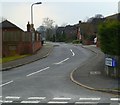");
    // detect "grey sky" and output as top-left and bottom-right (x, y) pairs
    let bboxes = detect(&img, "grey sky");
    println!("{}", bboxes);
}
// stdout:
(0, 0), (119, 31)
